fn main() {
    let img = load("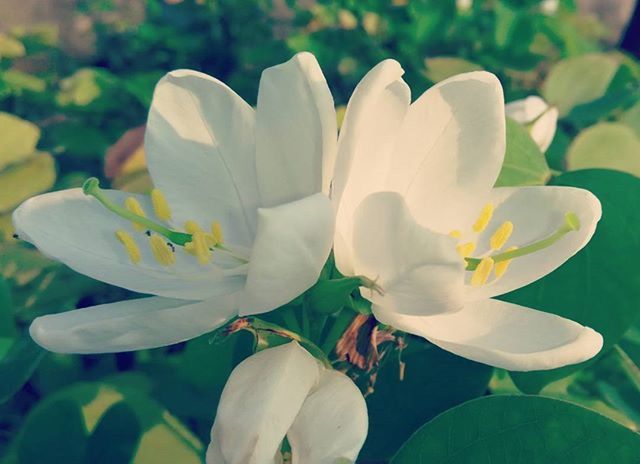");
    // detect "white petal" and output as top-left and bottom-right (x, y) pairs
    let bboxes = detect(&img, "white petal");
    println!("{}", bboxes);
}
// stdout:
(288, 369), (368, 464)
(374, 298), (603, 371)
(352, 192), (464, 316)
(256, 52), (337, 207)
(388, 71), (506, 234)
(238, 193), (334, 315)
(506, 96), (557, 152)
(332, 59), (410, 275)
(13, 189), (246, 300)
(208, 342), (321, 464)
(29, 295), (237, 354)
(464, 186), (601, 302)
(145, 69), (259, 247)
